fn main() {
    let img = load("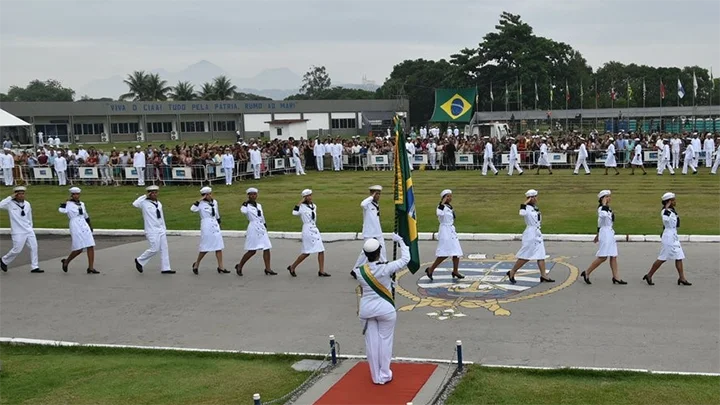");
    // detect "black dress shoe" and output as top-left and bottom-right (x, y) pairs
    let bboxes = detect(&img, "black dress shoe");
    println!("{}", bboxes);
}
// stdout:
(451, 272), (465, 279)
(161, 270), (176, 274)
(350, 269), (357, 279)
(134, 258), (143, 273)
(642, 274), (654, 285)
(61, 258), (69, 273)
(581, 271), (591, 284)
(425, 267), (434, 281)
(264, 269), (277, 275)
(678, 278), (692, 286)
(87, 268), (100, 274)
(235, 264), (243, 276)
(612, 278), (627, 285)
(30, 268), (44, 273)
(506, 271), (516, 284)
(0, 259), (7, 272)
(540, 276), (555, 282)
(287, 265), (297, 277)
(318, 272), (331, 277)
(192, 263), (198, 275)
(217, 267), (230, 274)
